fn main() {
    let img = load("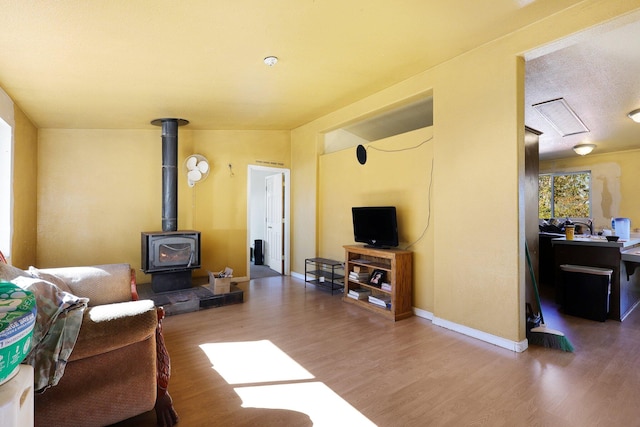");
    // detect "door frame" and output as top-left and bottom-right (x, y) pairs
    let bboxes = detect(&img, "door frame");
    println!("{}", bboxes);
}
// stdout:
(247, 165), (290, 277)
